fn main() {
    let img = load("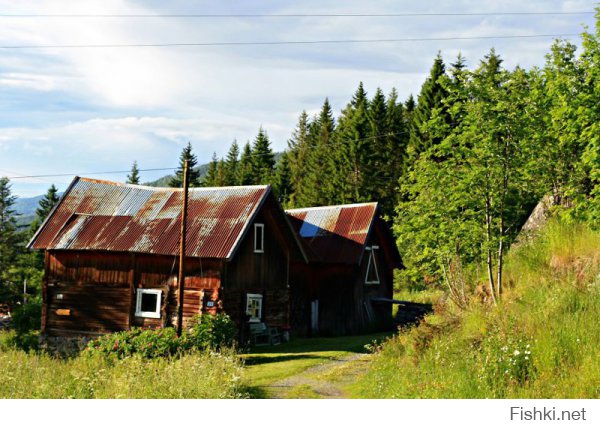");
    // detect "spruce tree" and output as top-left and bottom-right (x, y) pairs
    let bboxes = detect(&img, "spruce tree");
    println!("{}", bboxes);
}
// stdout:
(0, 177), (22, 303)
(203, 152), (219, 186)
(223, 141), (240, 186)
(367, 88), (389, 204)
(300, 98), (336, 206)
(169, 142), (201, 187)
(287, 111), (312, 205)
(380, 88), (409, 218)
(333, 83), (371, 203)
(35, 184), (60, 222)
(408, 53), (449, 158)
(273, 151), (293, 206)
(251, 127), (275, 184)
(238, 141), (255, 185)
(126, 161), (141, 185)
